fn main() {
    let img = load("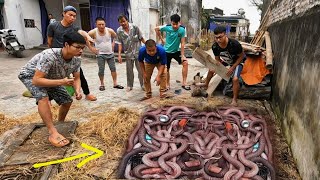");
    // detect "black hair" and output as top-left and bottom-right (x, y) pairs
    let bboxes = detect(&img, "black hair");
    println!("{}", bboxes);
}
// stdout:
(117, 13), (128, 21)
(214, 26), (226, 35)
(145, 39), (156, 47)
(48, 13), (53, 16)
(95, 17), (105, 22)
(170, 14), (180, 23)
(63, 31), (86, 46)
